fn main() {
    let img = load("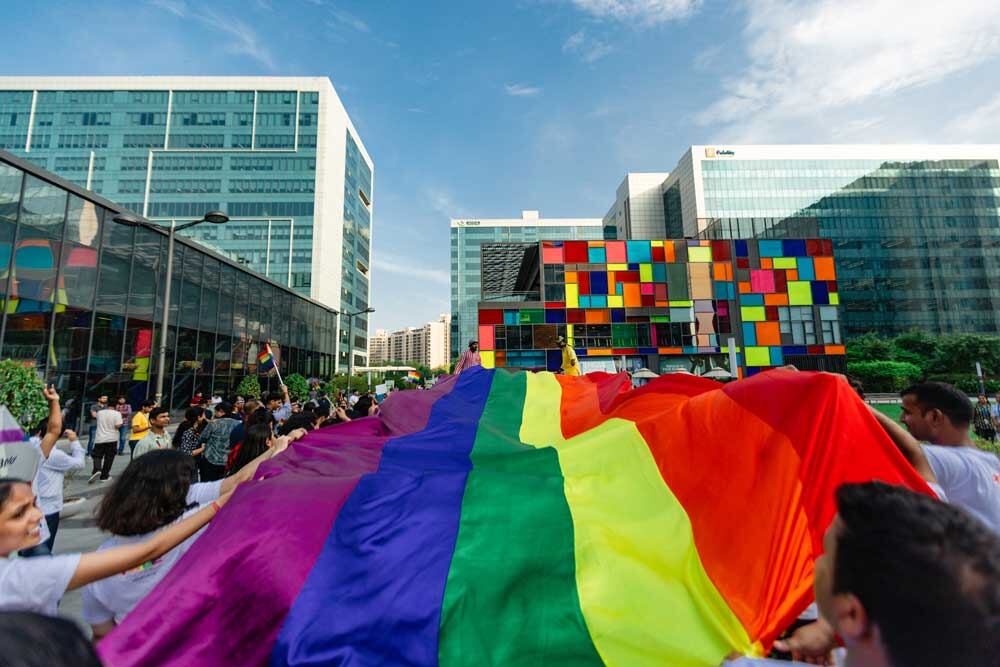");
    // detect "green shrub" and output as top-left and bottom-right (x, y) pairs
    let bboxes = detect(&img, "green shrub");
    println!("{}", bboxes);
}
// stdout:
(0, 360), (48, 430)
(236, 375), (262, 399)
(847, 360), (922, 393)
(284, 373), (310, 402)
